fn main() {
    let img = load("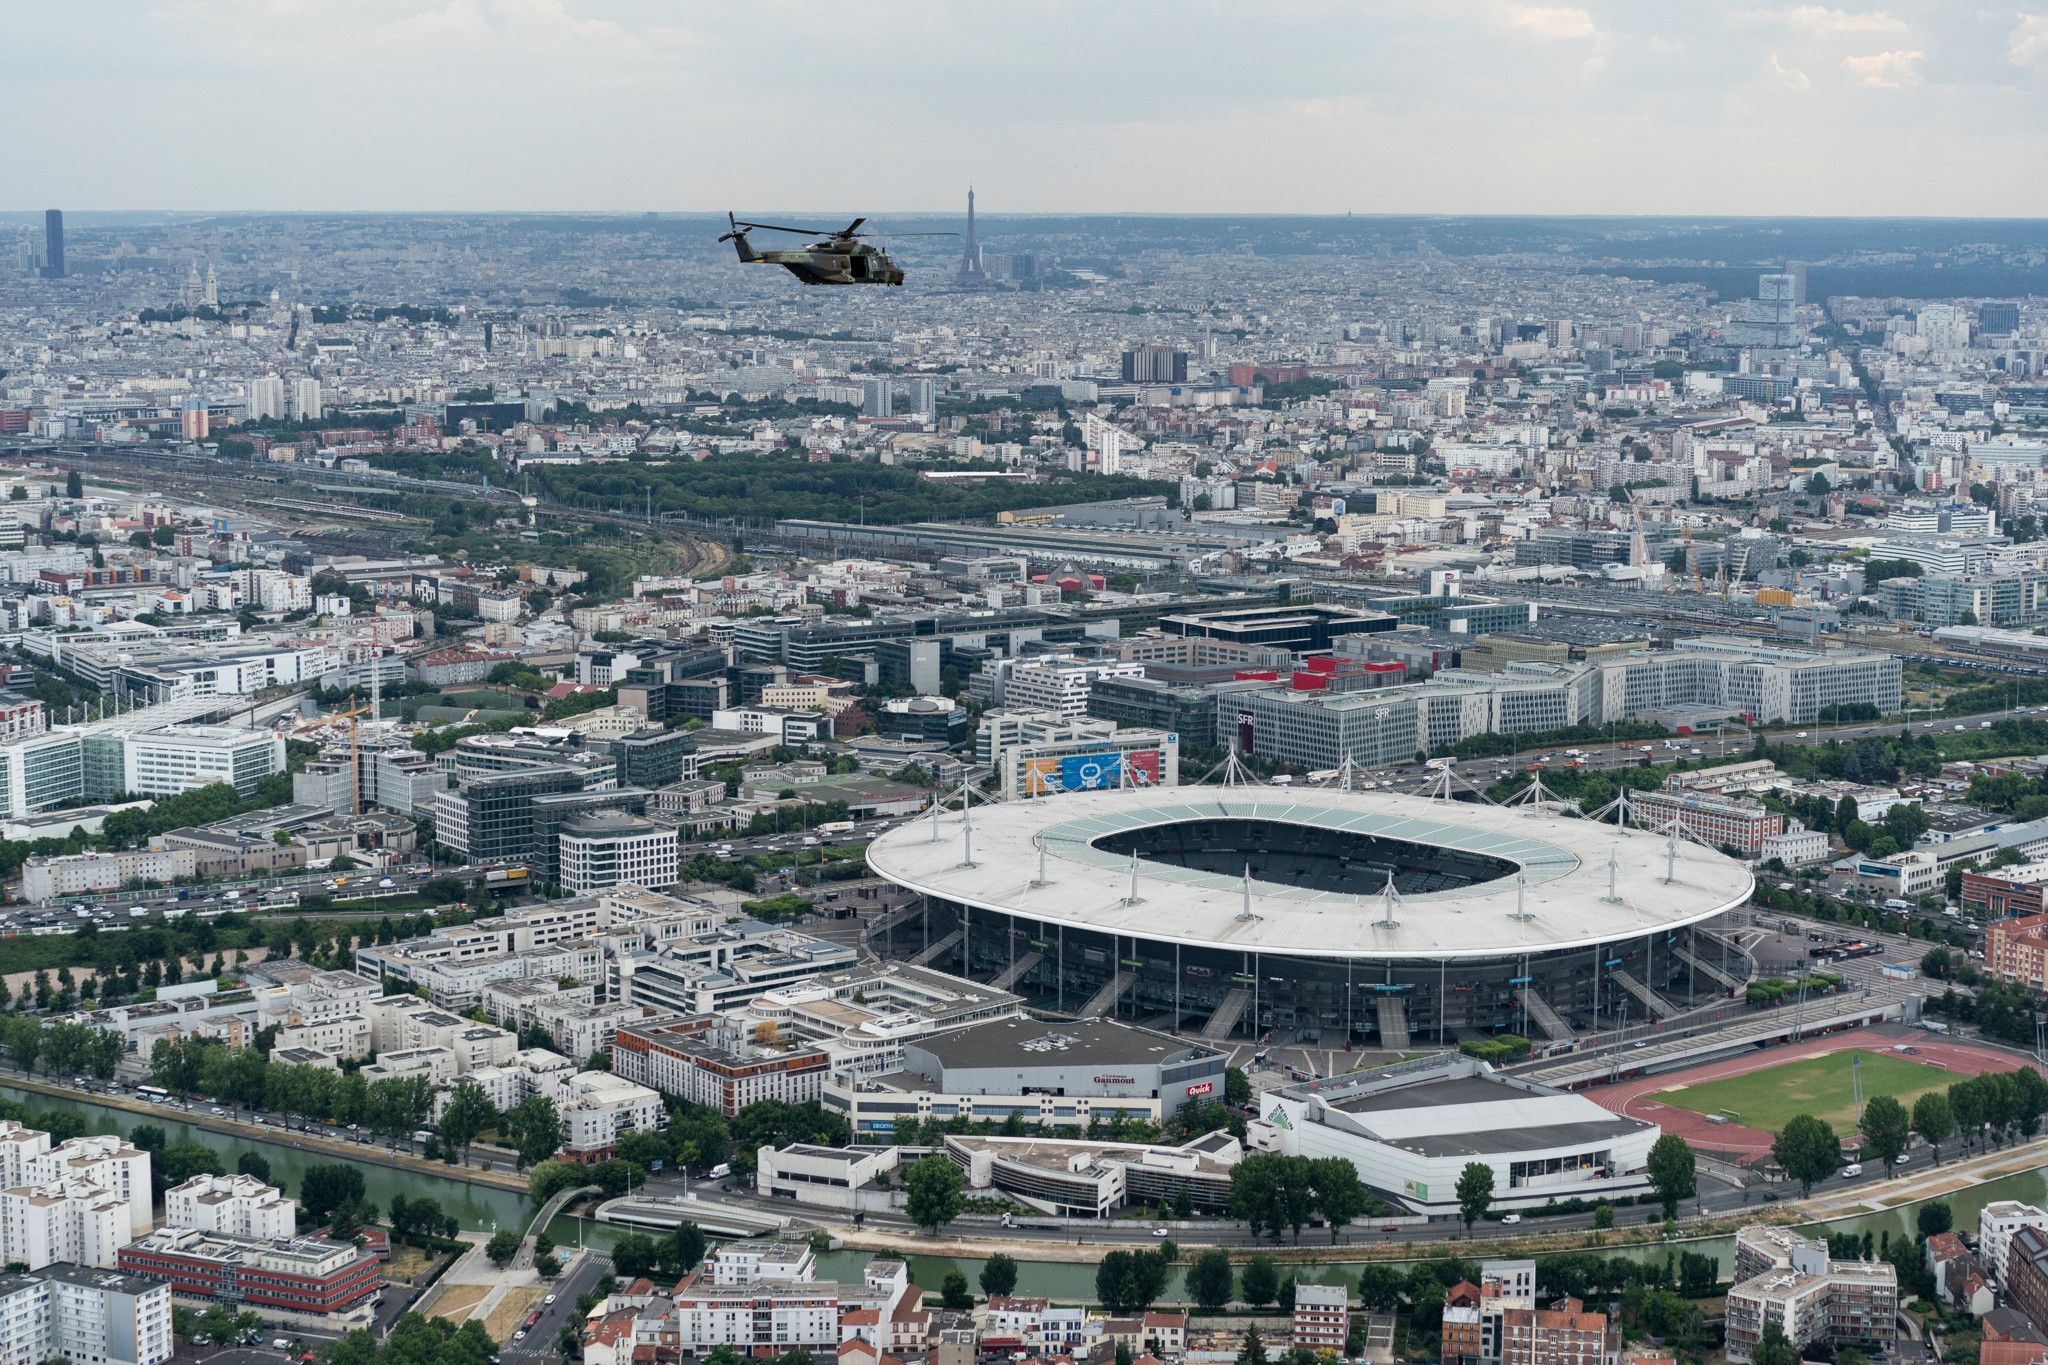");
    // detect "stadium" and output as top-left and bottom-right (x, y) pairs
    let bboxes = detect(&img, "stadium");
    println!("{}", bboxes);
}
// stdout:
(865, 788), (1756, 1048)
